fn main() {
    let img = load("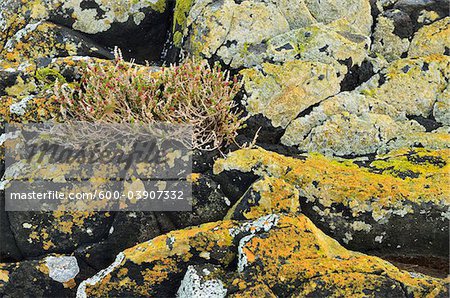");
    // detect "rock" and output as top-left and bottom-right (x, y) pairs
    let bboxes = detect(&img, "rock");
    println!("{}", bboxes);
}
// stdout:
(409, 17), (450, 58)
(241, 60), (341, 129)
(1, 21), (112, 64)
(177, 264), (228, 298)
(228, 283), (277, 298)
(76, 214), (448, 297)
(0, 0), (170, 61)
(371, 12), (411, 61)
(393, 0), (450, 27)
(171, 173), (233, 228)
(76, 214), (280, 297)
(360, 55), (449, 118)
(1, 57), (159, 122)
(434, 85), (450, 126)
(214, 147), (449, 258)
(176, 0), (372, 69)
(266, 21), (370, 78)
(7, 211), (113, 257)
(182, 0), (290, 69)
(281, 91), (424, 156)
(282, 55), (450, 156)
(0, 195), (23, 262)
(374, 0), (449, 27)
(225, 176), (300, 220)
(0, 254), (95, 297)
(74, 212), (163, 270)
